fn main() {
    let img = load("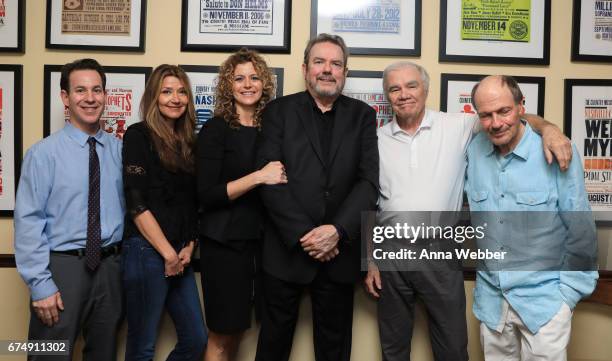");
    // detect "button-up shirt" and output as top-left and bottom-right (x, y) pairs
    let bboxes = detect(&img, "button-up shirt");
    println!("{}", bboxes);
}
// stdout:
(465, 122), (598, 333)
(378, 109), (478, 215)
(14, 123), (125, 301)
(308, 92), (336, 164)
(306, 92), (347, 239)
